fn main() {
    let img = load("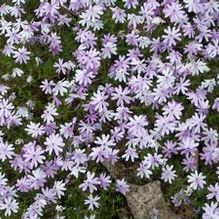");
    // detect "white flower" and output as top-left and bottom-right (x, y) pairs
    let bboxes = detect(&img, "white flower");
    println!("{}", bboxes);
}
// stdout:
(203, 202), (219, 219)
(137, 162), (152, 178)
(161, 165), (177, 184)
(53, 181), (66, 199)
(16, 106), (29, 118)
(53, 80), (70, 96)
(41, 103), (58, 123)
(0, 197), (18, 216)
(0, 141), (14, 161)
(45, 134), (64, 156)
(25, 122), (45, 138)
(187, 171), (206, 190)
(12, 67), (23, 77)
(84, 194), (100, 211)
(190, 59), (210, 76)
